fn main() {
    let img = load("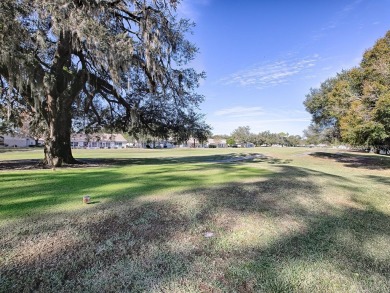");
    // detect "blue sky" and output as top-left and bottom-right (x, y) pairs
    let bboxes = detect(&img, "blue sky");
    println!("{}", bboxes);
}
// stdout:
(178, 0), (390, 136)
